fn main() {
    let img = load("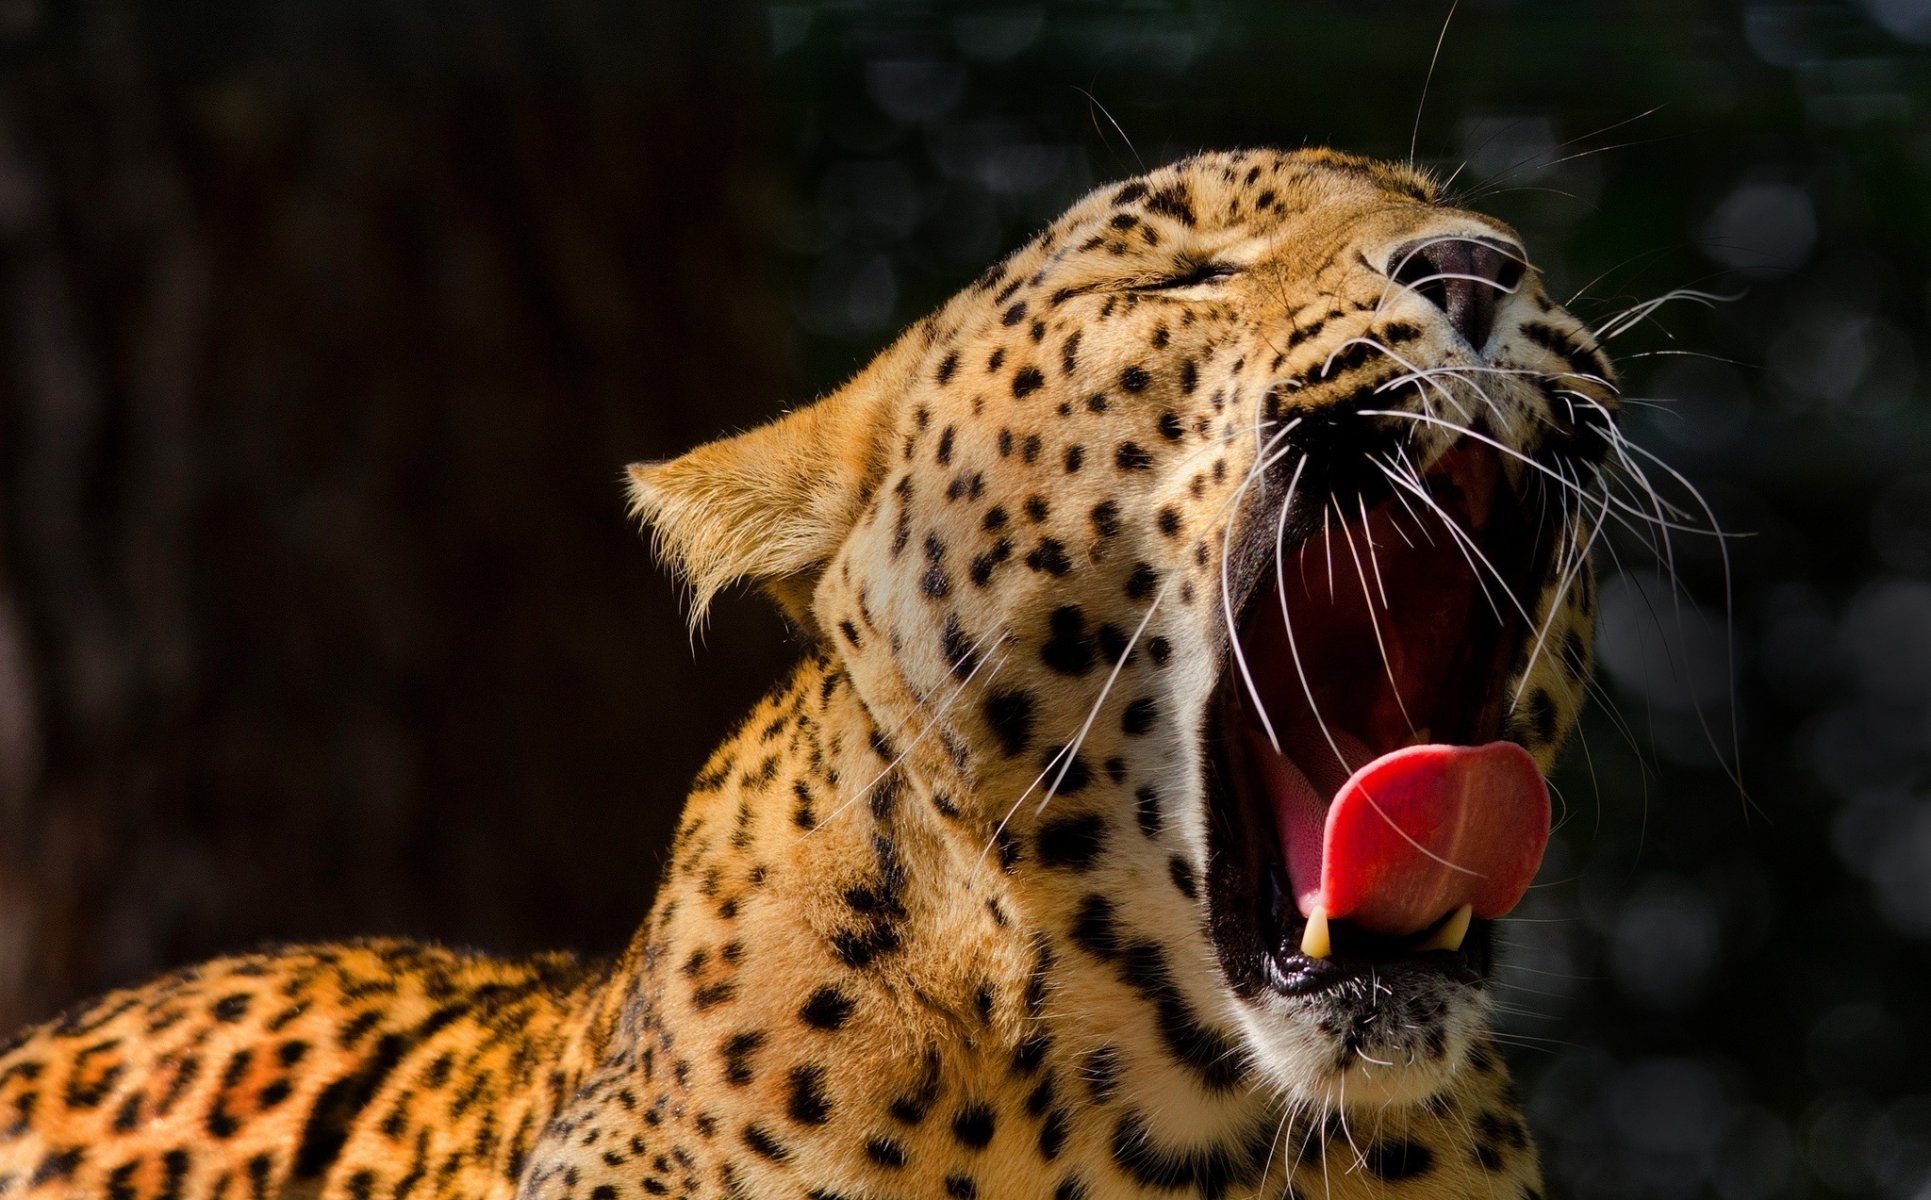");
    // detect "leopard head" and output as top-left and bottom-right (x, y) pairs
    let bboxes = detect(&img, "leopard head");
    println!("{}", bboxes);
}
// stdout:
(630, 147), (1616, 1114)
